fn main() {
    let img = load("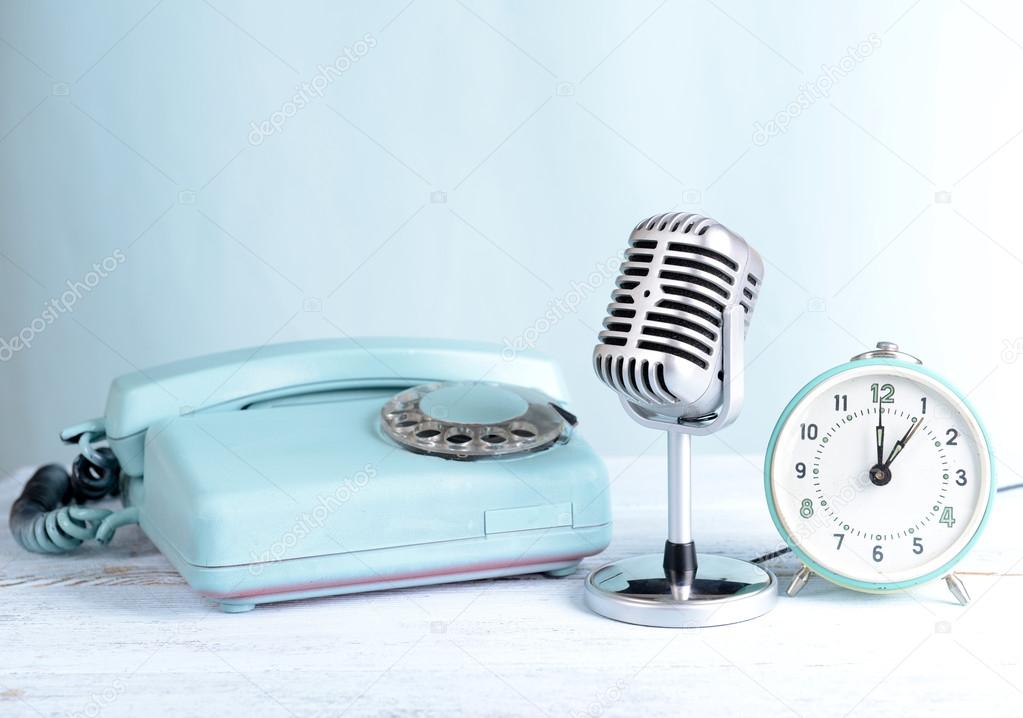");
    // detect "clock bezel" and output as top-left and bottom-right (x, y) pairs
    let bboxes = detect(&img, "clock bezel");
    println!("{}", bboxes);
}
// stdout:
(764, 357), (996, 593)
